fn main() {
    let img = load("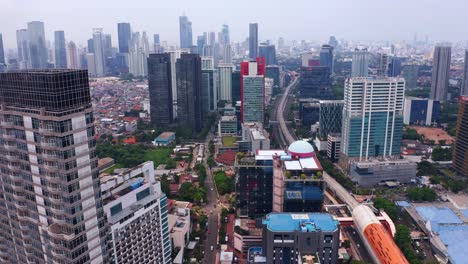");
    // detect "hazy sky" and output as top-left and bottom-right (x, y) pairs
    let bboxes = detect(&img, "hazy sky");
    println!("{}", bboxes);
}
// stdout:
(1, 0), (467, 49)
